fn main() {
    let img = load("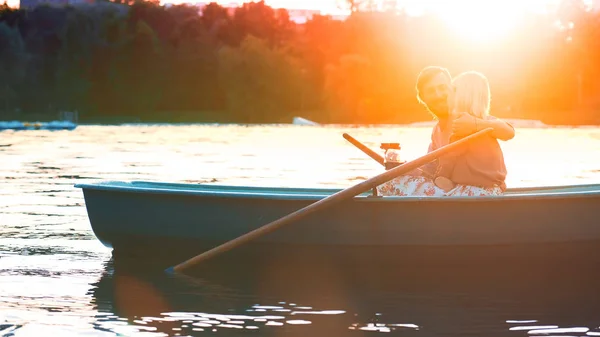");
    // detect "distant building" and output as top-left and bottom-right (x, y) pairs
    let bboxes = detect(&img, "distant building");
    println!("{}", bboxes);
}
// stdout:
(177, 1), (347, 24)
(20, 0), (94, 9)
